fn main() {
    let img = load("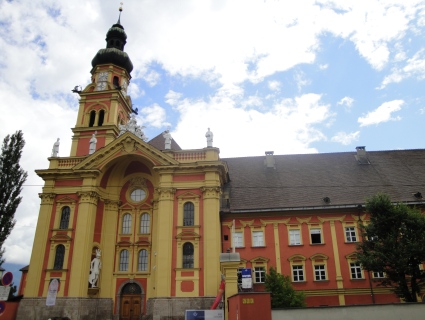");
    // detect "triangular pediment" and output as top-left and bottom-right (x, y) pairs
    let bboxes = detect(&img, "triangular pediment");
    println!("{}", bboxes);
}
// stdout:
(74, 132), (179, 171)
(177, 191), (200, 200)
(56, 196), (77, 205)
